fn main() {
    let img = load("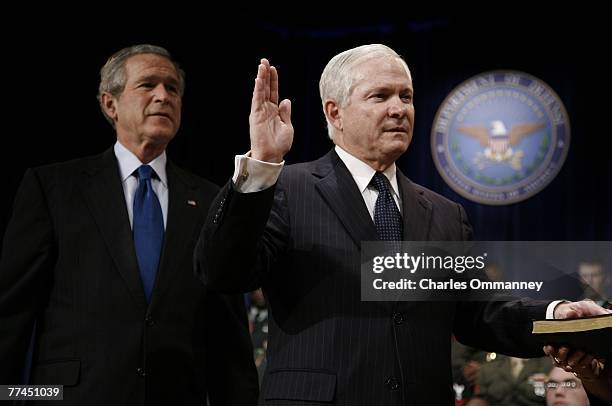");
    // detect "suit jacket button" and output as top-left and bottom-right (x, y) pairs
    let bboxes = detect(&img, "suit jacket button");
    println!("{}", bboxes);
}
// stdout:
(145, 316), (155, 327)
(385, 377), (400, 390)
(392, 312), (404, 325)
(136, 367), (146, 377)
